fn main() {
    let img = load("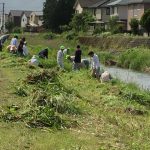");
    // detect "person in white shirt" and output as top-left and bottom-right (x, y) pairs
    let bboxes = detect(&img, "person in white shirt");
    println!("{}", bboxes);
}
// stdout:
(101, 71), (111, 82)
(9, 35), (18, 52)
(23, 41), (28, 56)
(28, 55), (39, 66)
(88, 51), (100, 79)
(57, 45), (65, 69)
